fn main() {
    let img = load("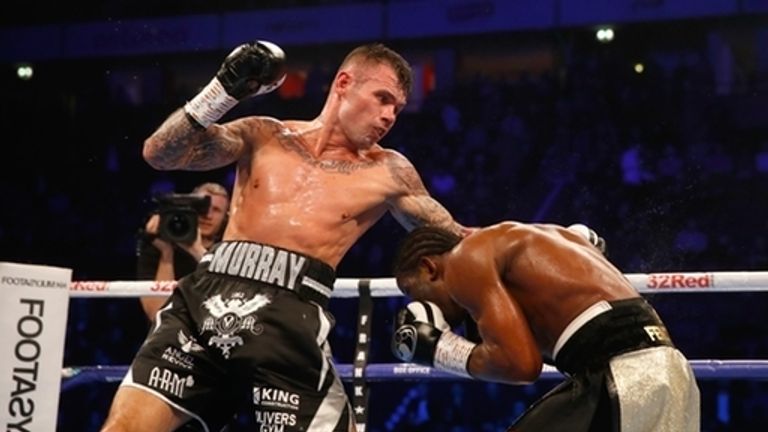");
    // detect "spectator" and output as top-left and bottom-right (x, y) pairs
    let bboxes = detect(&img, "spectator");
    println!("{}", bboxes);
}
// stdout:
(136, 182), (230, 321)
